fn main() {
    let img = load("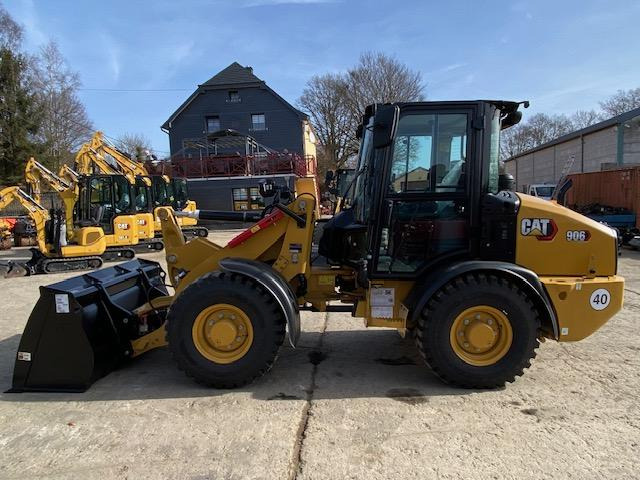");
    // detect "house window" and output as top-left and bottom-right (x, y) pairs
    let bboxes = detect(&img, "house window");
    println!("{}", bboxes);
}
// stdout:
(232, 187), (265, 211)
(206, 116), (220, 133)
(228, 90), (240, 103)
(251, 113), (266, 131)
